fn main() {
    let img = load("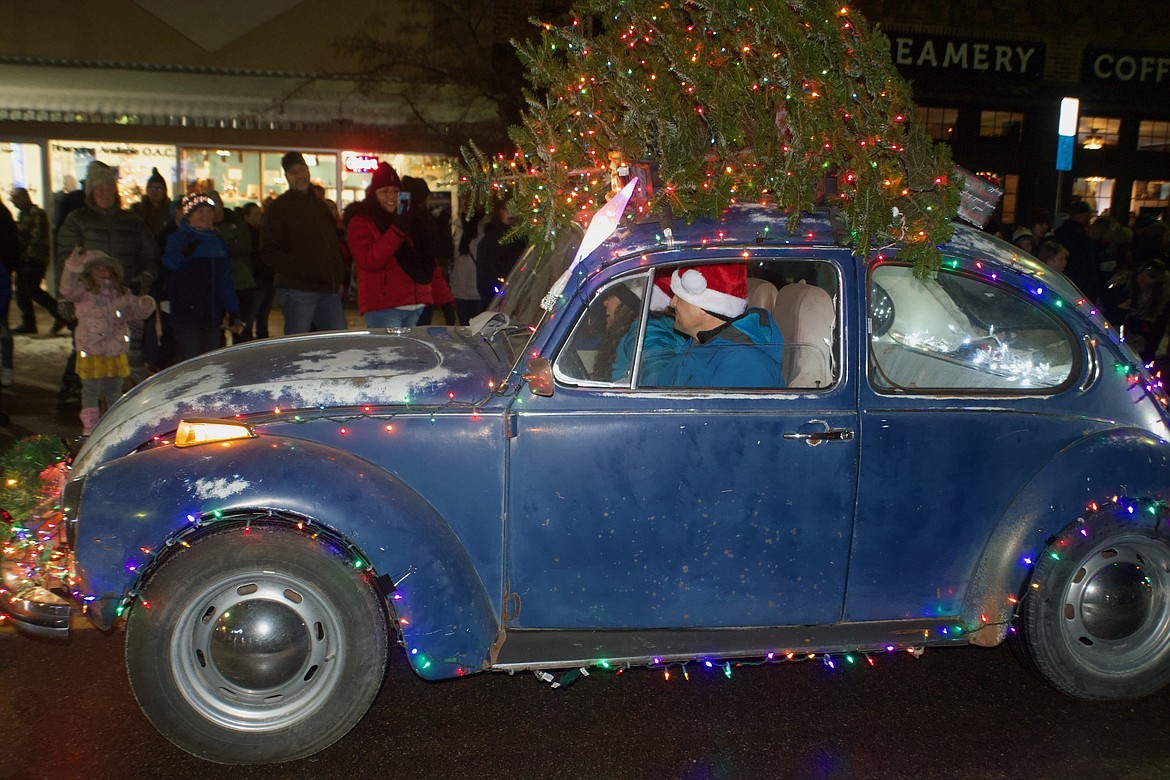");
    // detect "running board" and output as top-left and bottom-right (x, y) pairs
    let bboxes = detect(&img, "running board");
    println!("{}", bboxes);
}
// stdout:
(492, 618), (964, 671)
